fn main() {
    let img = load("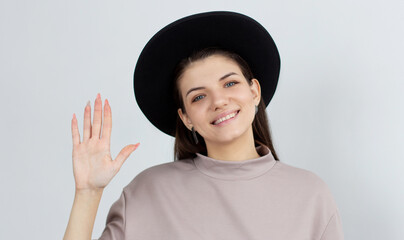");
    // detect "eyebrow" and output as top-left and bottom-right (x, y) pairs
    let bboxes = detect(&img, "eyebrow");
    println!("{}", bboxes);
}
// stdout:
(185, 72), (238, 97)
